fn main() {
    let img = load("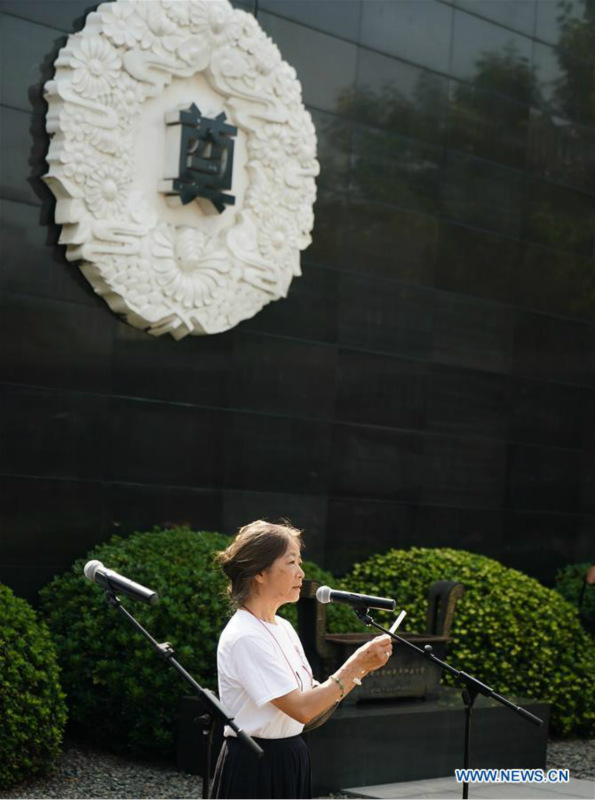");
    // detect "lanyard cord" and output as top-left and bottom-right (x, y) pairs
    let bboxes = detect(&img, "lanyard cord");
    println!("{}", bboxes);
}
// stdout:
(241, 606), (313, 692)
